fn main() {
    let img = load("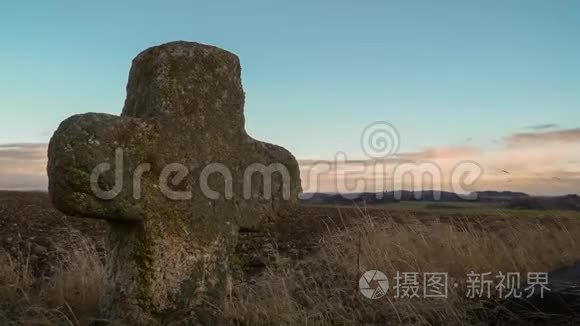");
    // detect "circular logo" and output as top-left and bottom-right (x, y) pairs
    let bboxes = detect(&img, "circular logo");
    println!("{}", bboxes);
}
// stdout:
(359, 270), (389, 299)
(360, 121), (400, 159)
